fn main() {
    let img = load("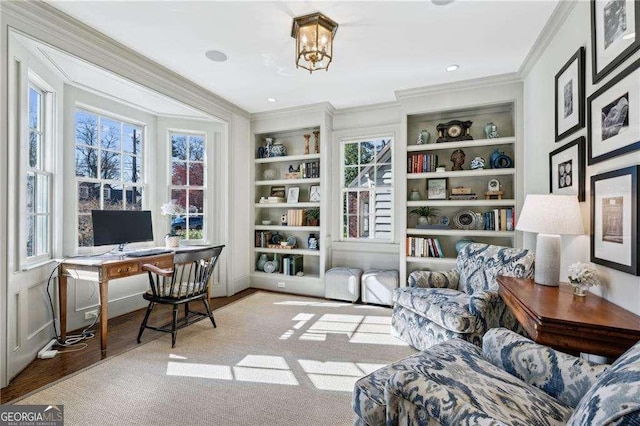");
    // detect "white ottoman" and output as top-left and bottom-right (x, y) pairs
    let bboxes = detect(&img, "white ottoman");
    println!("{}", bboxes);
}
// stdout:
(361, 269), (399, 306)
(325, 267), (363, 302)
